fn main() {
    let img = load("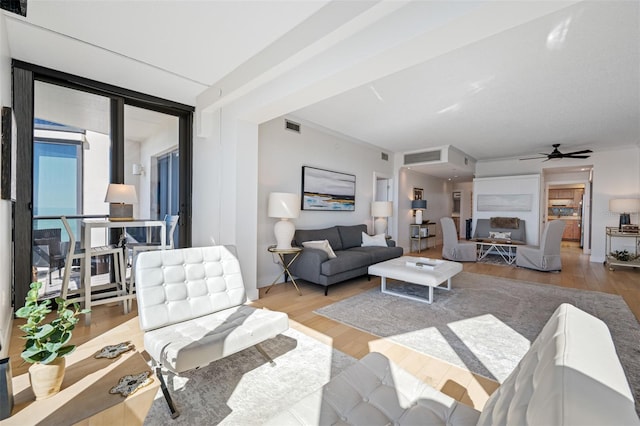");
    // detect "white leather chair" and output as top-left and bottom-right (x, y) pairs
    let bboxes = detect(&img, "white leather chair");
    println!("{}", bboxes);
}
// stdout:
(267, 304), (640, 425)
(440, 217), (477, 262)
(60, 216), (130, 316)
(135, 245), (289, 418)
(516, 219), (565, 271)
